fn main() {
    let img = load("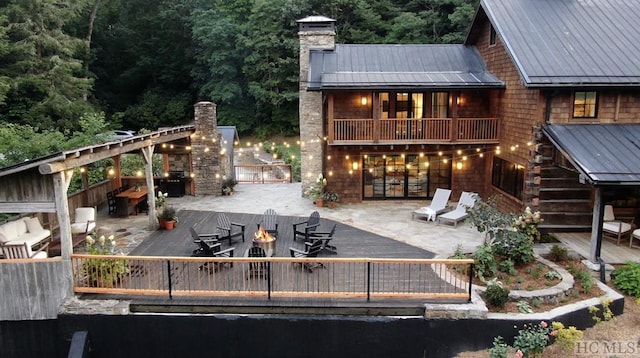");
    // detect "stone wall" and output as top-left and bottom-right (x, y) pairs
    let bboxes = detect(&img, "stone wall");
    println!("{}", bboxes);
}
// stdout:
(298, 26), (335, 197)
(191, 102), (222, 196)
